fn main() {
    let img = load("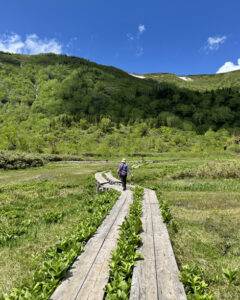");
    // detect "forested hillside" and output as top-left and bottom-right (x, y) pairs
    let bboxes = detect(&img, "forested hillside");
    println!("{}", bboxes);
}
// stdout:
(0, 51), (240, 155)
(143, 70), (240, 91)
